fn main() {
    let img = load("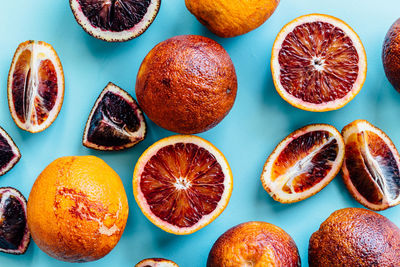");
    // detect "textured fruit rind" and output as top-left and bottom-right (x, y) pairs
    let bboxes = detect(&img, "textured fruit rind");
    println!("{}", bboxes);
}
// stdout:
(185, 0), (280, 38)
(136, 35), (237, 134)
(383, 18), (400, 93)
(207, 221), (301, 267)
(27, 156), (129, 262)
(309, 208), (400, 266)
